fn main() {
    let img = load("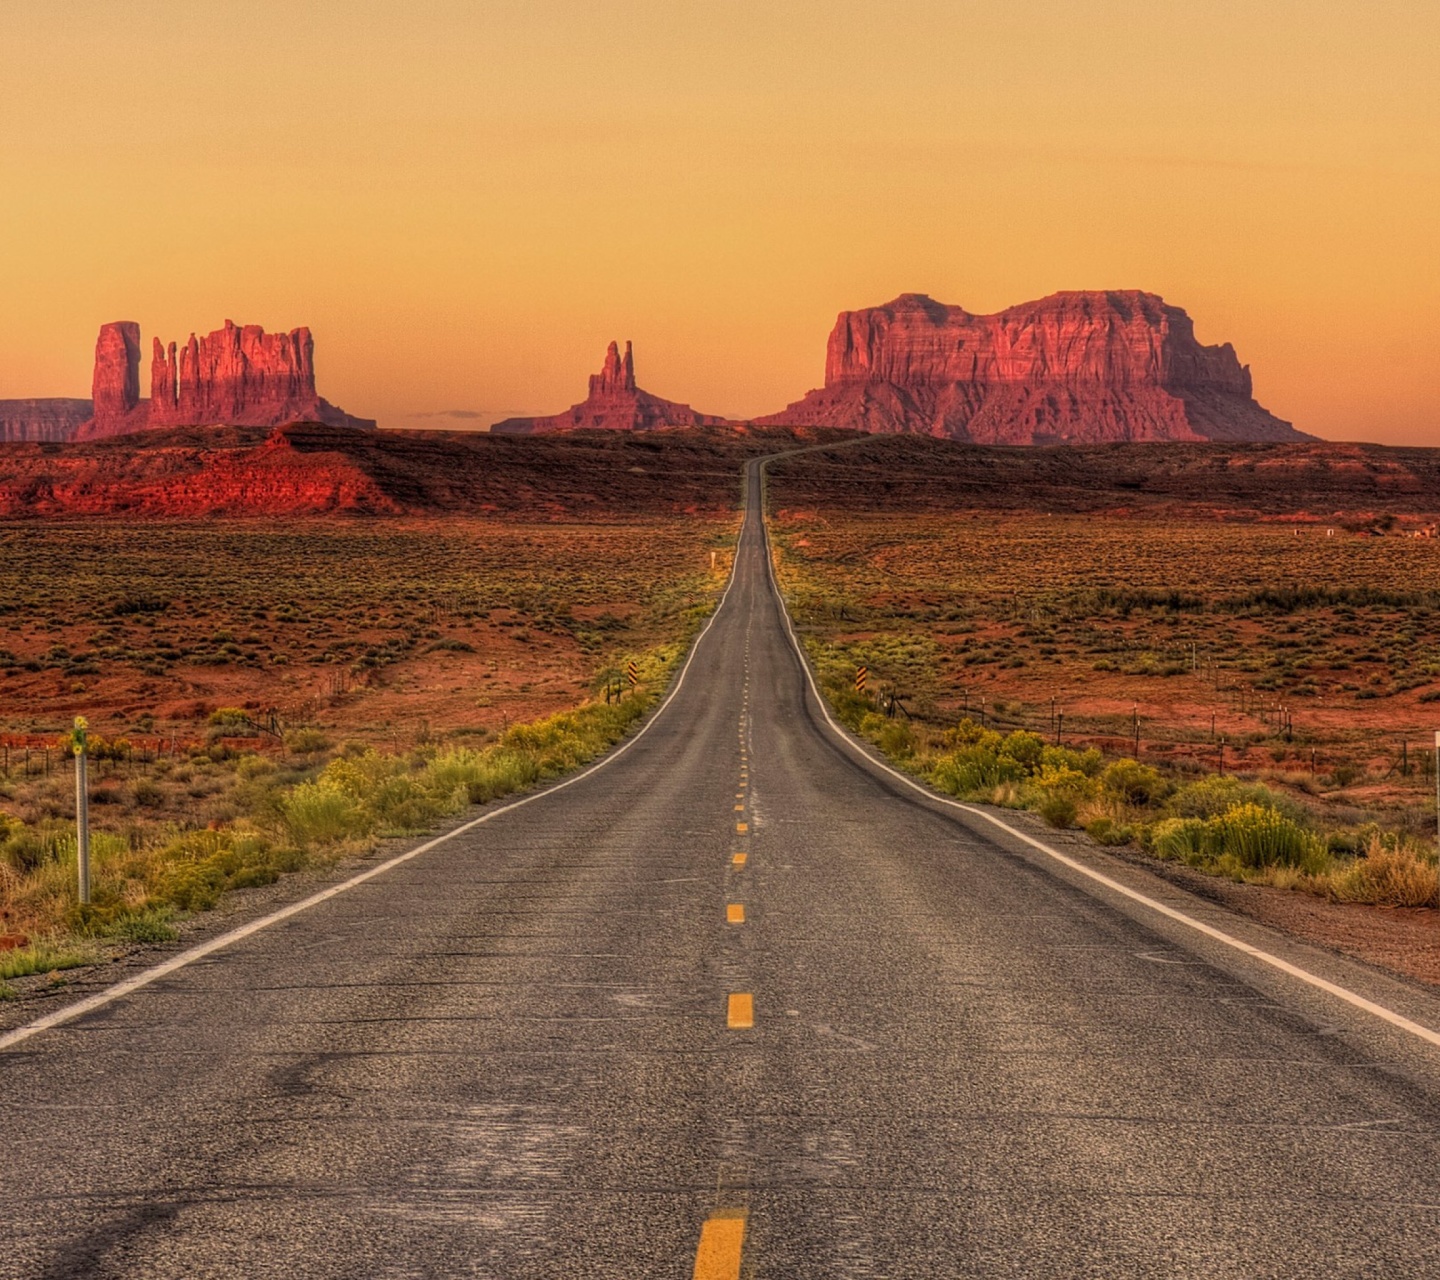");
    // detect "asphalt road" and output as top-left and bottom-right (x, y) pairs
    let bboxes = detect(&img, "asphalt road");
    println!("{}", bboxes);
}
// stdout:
(8, 458), (1440, 1277)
